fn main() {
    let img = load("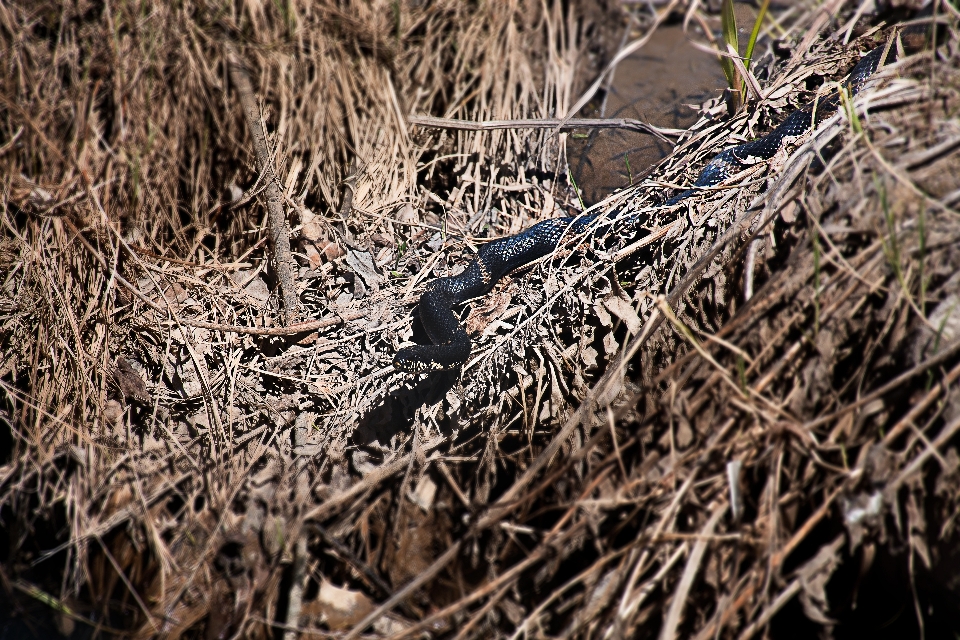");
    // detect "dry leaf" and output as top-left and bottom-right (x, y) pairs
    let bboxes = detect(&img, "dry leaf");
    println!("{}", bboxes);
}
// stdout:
(301, 580), (375, 631)
(603, 294), (642, 335)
